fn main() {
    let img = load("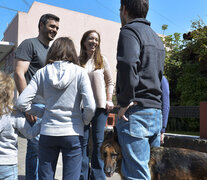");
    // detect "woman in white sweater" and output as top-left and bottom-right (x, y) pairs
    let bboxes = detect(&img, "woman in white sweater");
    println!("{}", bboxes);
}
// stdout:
(79, 30), (114, 180)
(17, 37), (96, 180)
